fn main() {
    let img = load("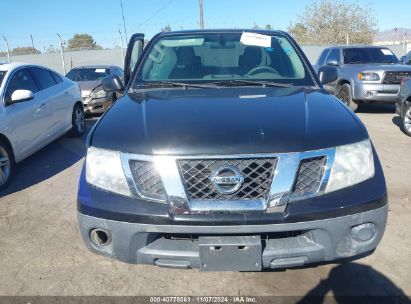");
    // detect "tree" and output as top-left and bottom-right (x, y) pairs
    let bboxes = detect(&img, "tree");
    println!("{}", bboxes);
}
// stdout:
(161, 25), (172, 32)
(11, 47), (41, 55)
(265, 24), (273, 30)
(289, 23), (308, 41)
(67, 33), (102, 50)
(288, 0), (378, 45)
